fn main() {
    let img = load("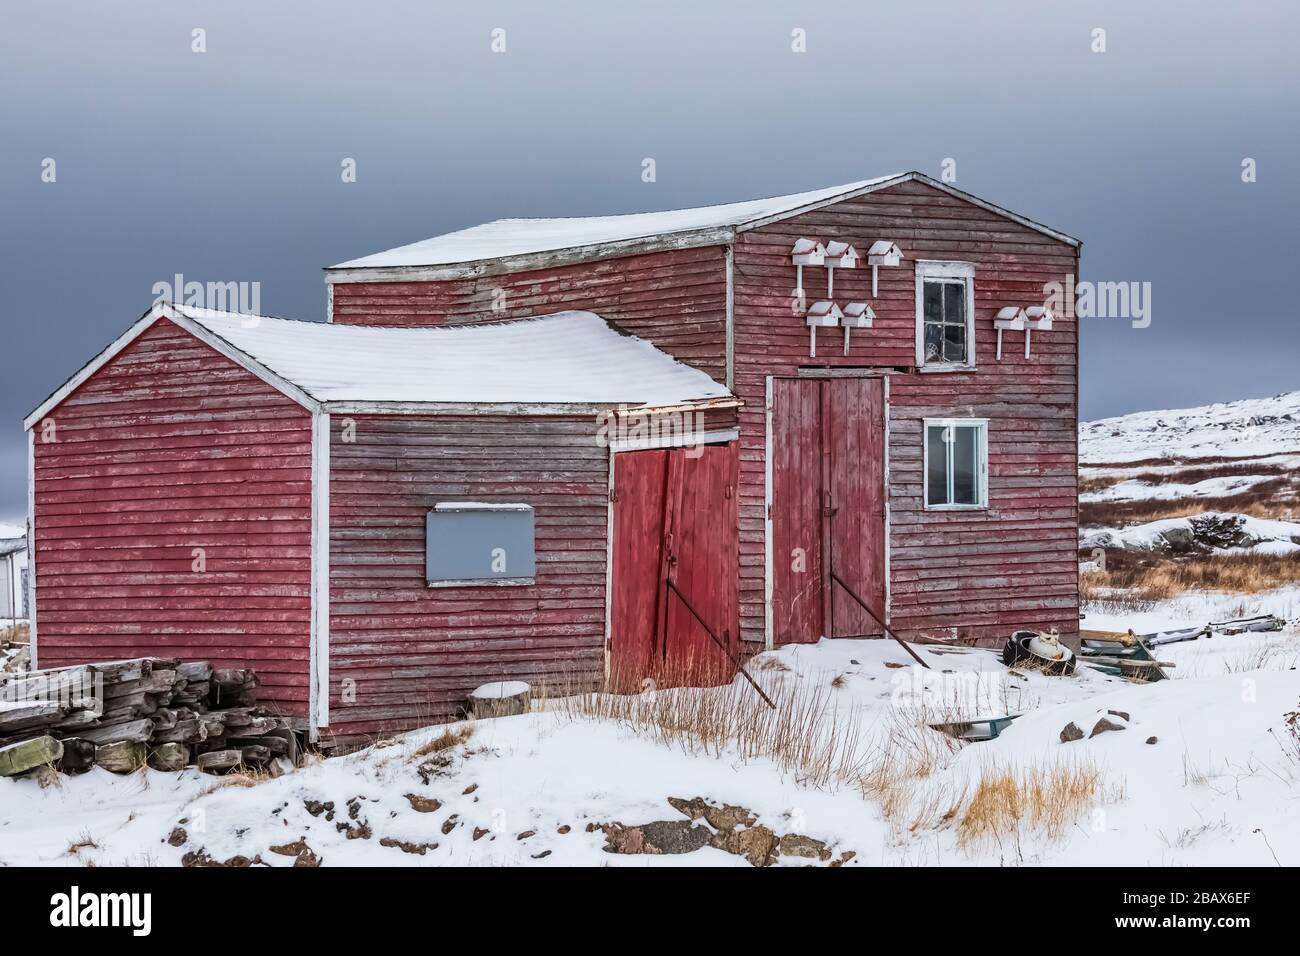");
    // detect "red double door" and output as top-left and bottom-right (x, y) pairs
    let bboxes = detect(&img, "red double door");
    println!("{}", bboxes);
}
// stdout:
(609, 444), (739, 690)
(771, 377), (887, 644)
